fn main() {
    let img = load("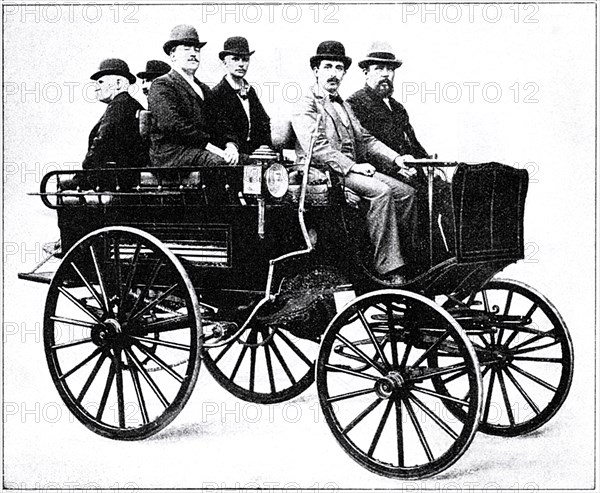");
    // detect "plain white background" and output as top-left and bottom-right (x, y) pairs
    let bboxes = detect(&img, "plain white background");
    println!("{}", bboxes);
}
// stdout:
(2, 2), (597, 489)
